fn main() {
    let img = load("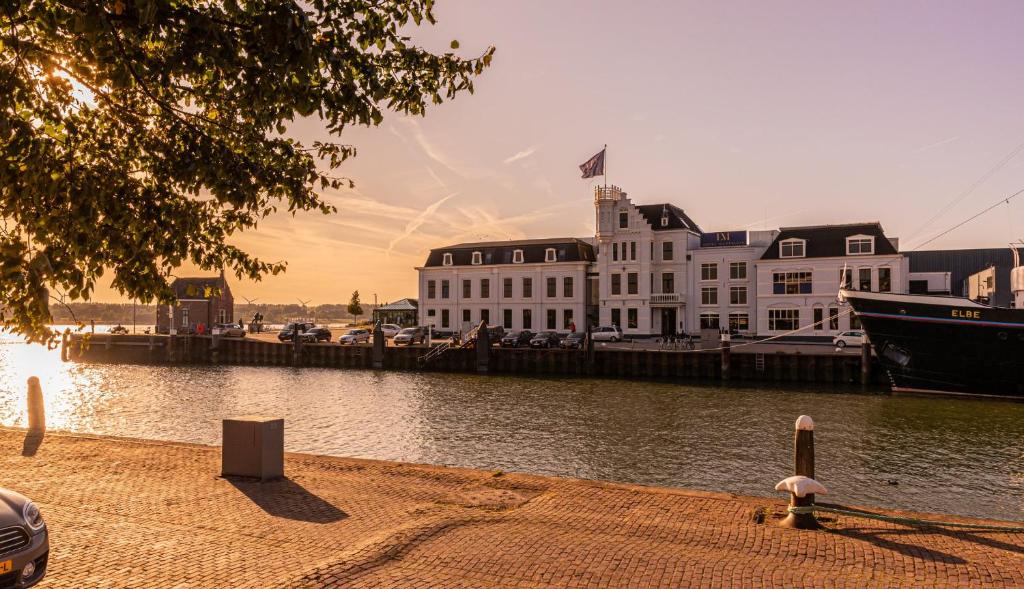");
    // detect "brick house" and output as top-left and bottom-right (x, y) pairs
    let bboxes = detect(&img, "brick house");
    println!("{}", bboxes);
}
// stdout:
(156, 273), (234, 334)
